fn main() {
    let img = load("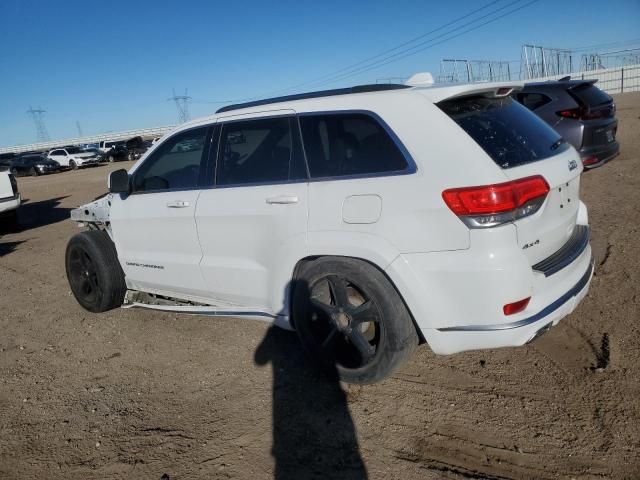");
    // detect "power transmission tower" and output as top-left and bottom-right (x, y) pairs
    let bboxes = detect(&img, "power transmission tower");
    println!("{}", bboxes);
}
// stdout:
(26, 106), (50, 142)
(520, 45), (574, 80)
(438, 59), (513, 83)
(169, 89), (192, 123)
(76, 120), (84, 137)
